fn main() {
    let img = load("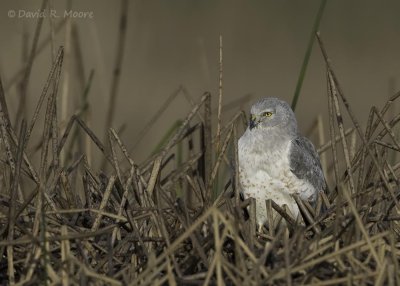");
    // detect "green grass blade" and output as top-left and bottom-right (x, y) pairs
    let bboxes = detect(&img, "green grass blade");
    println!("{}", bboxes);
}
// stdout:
(291, 0), (328, 111)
